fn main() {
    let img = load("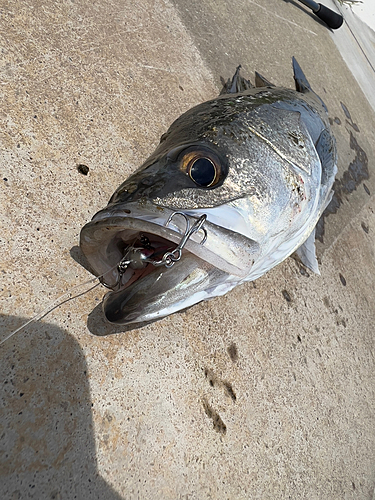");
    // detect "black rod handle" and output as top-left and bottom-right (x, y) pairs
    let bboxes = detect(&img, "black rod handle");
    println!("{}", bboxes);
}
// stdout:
(297, 0), (320, 10)
(315, 3), (343, 29)
(296, 0), (344, 29)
